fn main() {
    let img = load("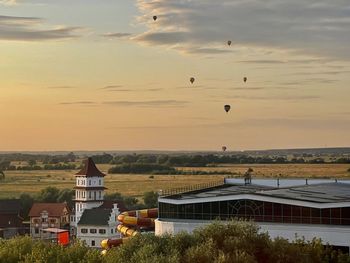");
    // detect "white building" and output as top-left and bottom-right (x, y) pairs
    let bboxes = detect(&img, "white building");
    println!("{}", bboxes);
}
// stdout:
(72, 157), (106, 227)
(70, 158), (125, 246)
(77, 204), (122, 248)
(156, 179), (350, 252)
